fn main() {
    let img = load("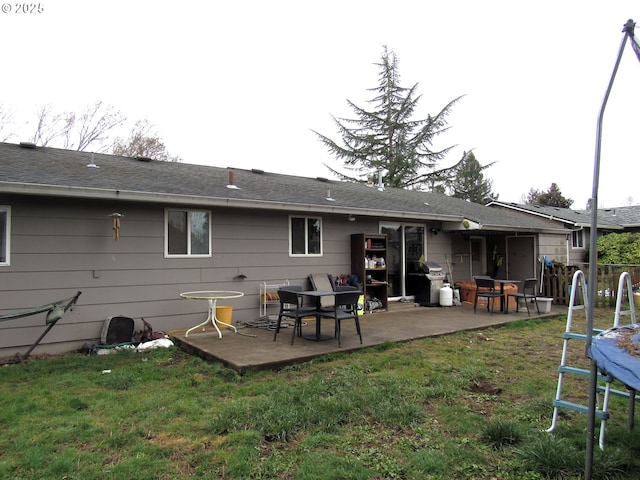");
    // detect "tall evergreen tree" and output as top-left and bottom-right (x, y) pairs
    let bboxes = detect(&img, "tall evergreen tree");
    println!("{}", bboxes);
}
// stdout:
(525, 183), (573, 208)
(313, 46), (464, 189)
(447, 151), (497, 203)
